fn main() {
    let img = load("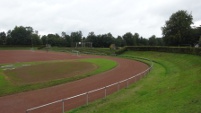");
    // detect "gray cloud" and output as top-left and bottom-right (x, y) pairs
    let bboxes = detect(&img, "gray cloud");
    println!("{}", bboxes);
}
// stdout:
(0, 0), (201, 38)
